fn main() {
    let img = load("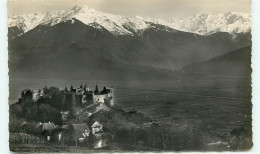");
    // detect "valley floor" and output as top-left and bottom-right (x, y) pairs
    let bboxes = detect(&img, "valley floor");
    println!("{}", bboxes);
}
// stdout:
(9, 72), (252, 151)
